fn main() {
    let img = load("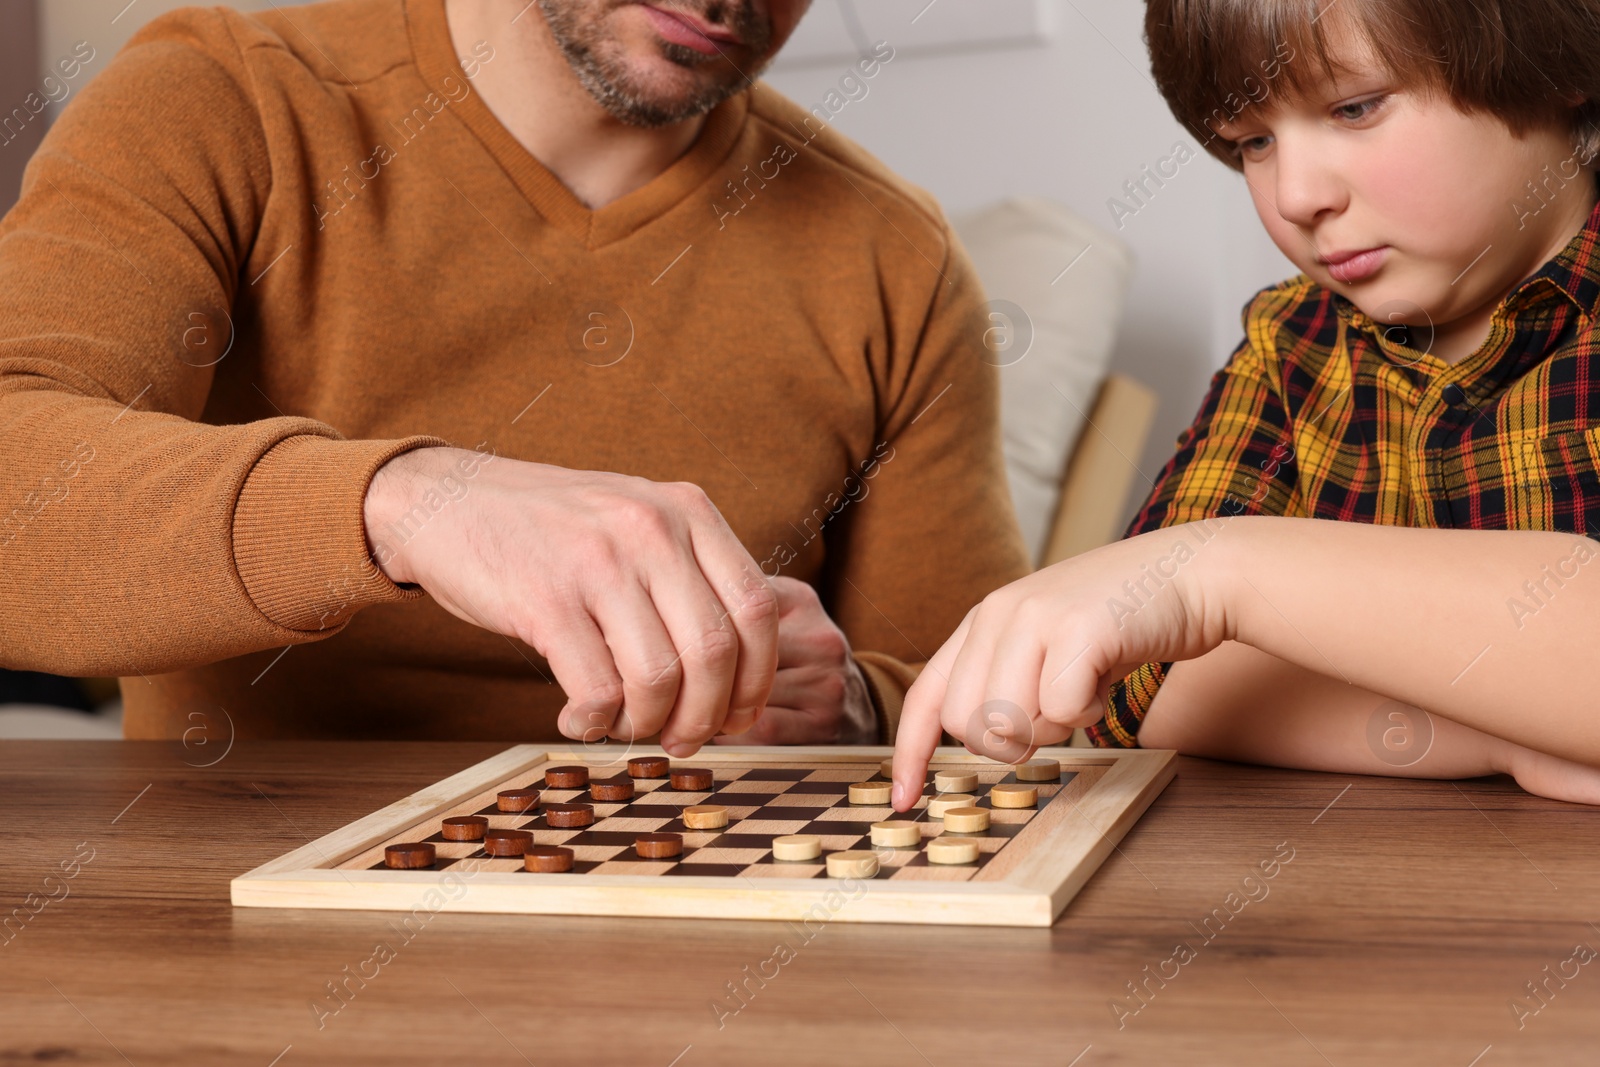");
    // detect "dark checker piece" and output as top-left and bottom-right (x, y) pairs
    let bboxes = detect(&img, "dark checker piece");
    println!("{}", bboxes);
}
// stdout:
(671, 767), (714, 791)
(441, 816), (488, 841)
(384, 843), (435, 869)
(545, 765), (590, 789)
(590, 777), (636, 802)
(483, 829), (534, 856)
(544, 803), (595, 828)
(635, 832), (685, 859)
(627, 756), (670, 779)
(497, 788), (540, 812)
(525, 846), (575, 873)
